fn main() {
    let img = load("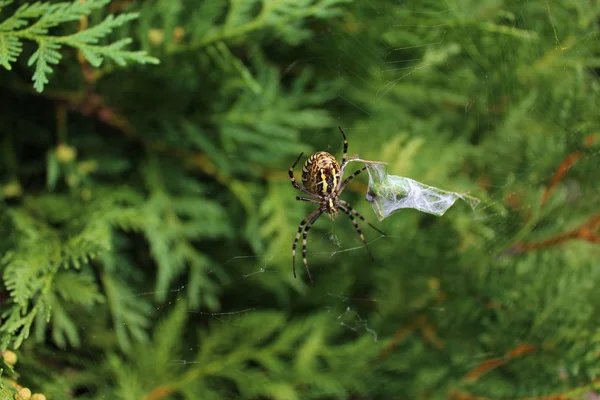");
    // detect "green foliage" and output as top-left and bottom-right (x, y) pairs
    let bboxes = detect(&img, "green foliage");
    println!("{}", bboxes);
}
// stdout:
(108, 303), (378, 399)
(0, 0), (158, 91)
(141, 157), (232, 309)
(138, 0), (352, 53)
(1, 0), (600, 399)
(0, 195), (111, 350)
